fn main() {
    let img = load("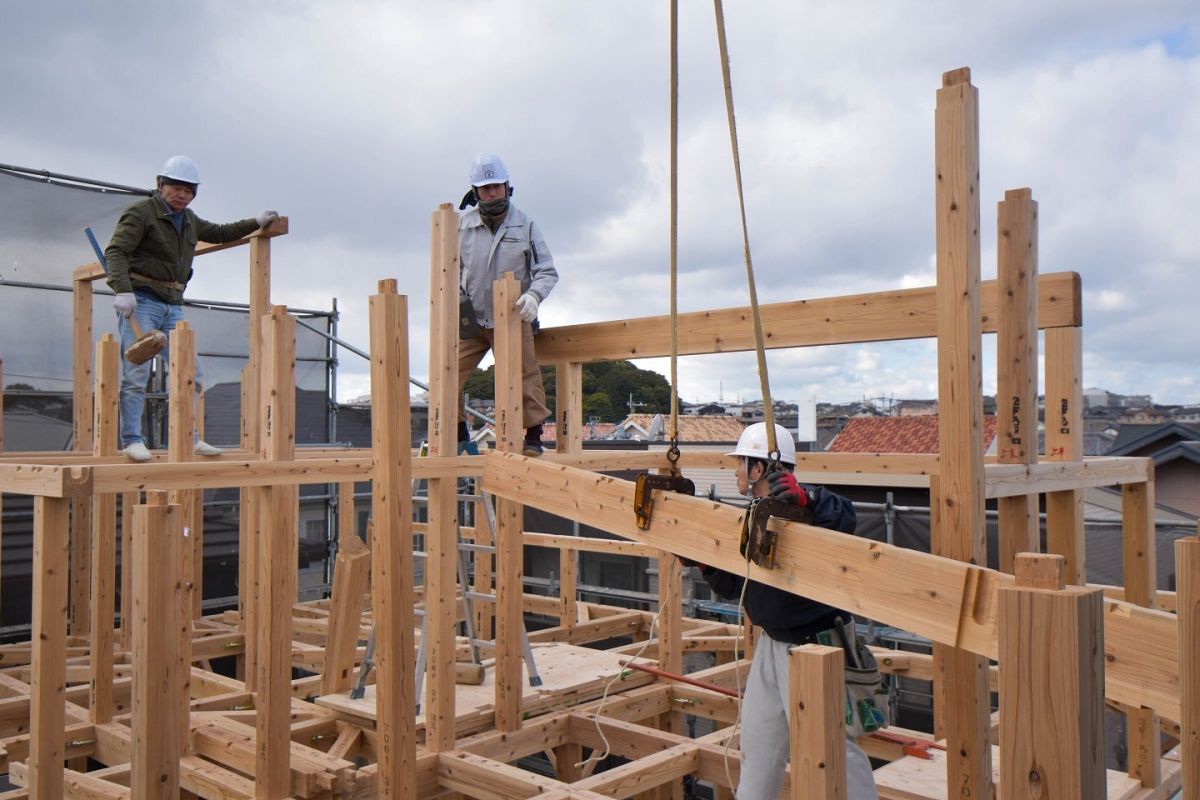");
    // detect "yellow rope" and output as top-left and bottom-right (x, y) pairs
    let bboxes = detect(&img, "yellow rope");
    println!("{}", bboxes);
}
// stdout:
(669, 0), (680, 453)
(713, 0), (779, 457)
